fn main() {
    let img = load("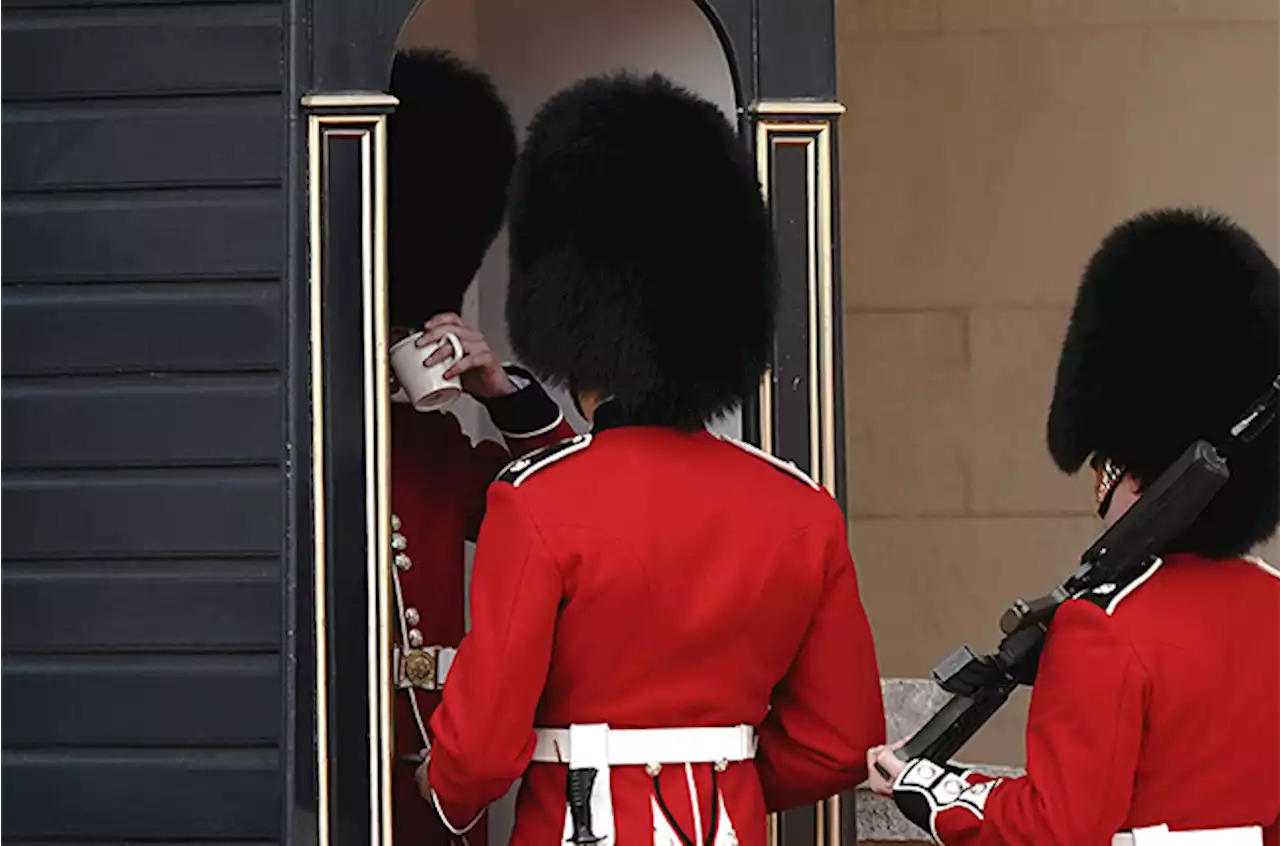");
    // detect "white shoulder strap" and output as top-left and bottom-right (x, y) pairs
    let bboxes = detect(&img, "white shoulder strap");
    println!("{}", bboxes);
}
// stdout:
(1244, 555), (1280, 580)
(1075, 557), (1164, 616)
(711, 432), (821, 491)
(498, 434), (593, 487)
